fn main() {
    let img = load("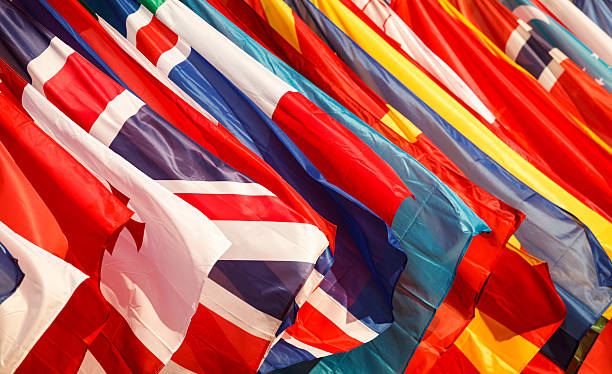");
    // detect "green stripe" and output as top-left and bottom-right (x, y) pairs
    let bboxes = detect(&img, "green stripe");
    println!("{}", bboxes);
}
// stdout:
(136, 0), (165, 13)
